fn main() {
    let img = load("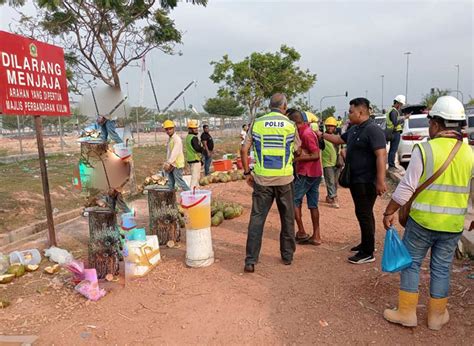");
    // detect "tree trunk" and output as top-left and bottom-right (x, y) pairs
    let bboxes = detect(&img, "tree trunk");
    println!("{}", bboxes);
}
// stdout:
(87, 208), (120, 279)
(148, 188), (180, 245)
